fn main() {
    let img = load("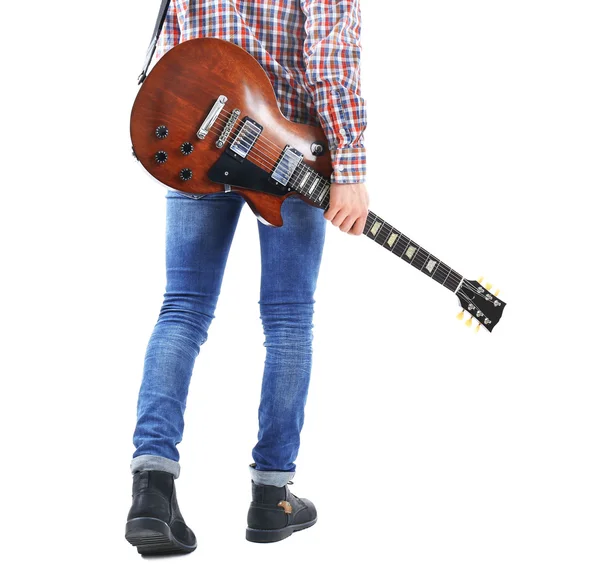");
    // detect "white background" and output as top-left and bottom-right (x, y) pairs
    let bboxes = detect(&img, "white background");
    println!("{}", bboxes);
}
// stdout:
(2, 1), (598, 580)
